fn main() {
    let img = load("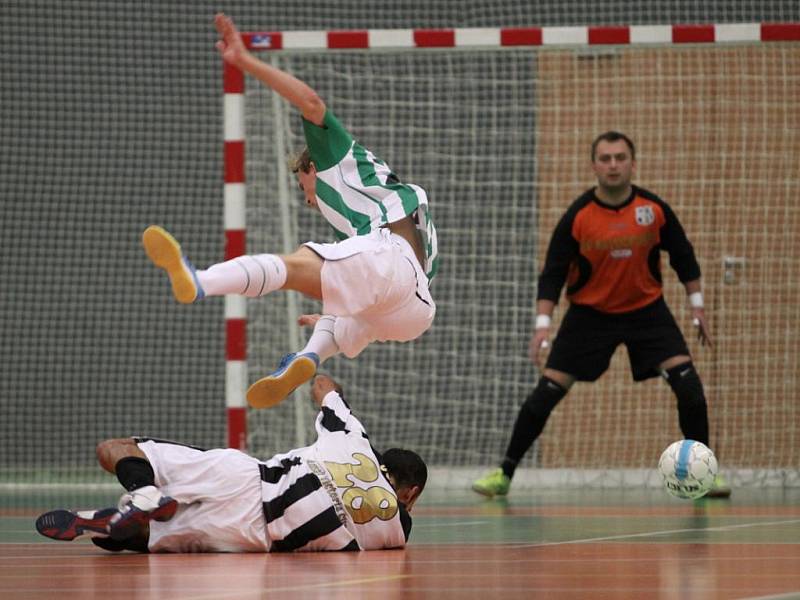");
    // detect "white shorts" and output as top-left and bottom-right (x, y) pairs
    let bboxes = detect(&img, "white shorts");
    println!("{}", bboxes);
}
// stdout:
(137, 439), (270, 553)
(304, 229), (436, 358)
